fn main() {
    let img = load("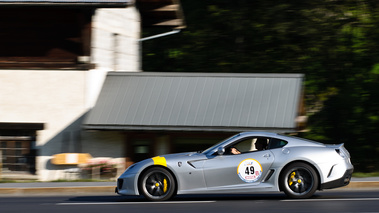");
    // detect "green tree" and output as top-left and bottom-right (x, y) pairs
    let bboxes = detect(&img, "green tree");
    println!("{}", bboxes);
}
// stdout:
(142, 0), (379, 171)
